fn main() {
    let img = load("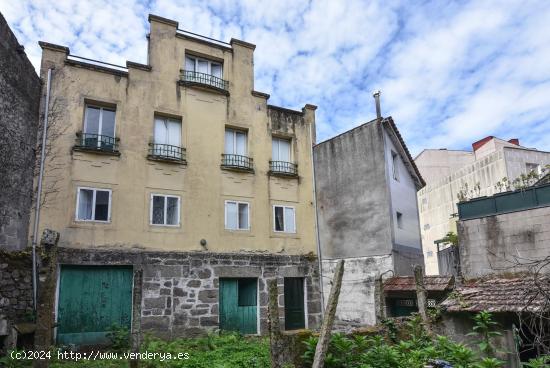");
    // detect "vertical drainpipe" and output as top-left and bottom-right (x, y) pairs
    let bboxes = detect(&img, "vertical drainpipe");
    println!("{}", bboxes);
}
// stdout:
(309, 121), (325, 317)
(32, 68), (53, 312)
